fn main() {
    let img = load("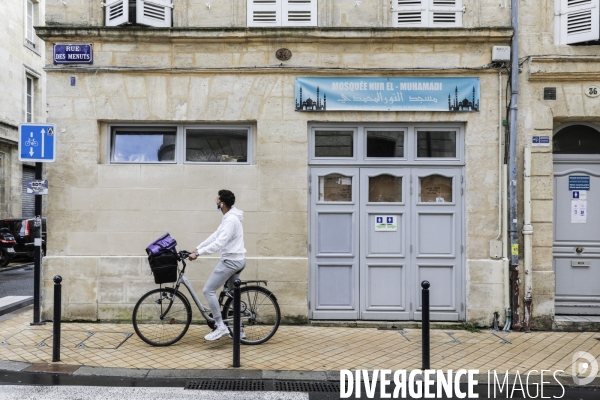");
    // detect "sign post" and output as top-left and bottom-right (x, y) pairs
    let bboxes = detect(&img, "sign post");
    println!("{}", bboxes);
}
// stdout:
(19, 123), (56, 325)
